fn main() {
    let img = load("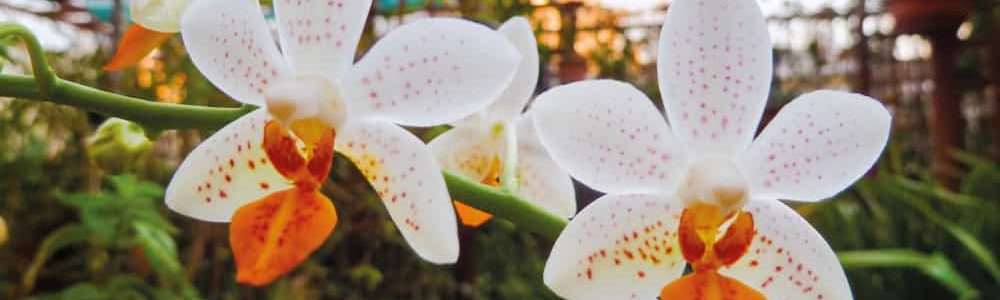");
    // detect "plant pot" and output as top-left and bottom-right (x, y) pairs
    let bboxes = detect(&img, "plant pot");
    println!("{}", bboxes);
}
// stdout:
(888, 0), (973, 35)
